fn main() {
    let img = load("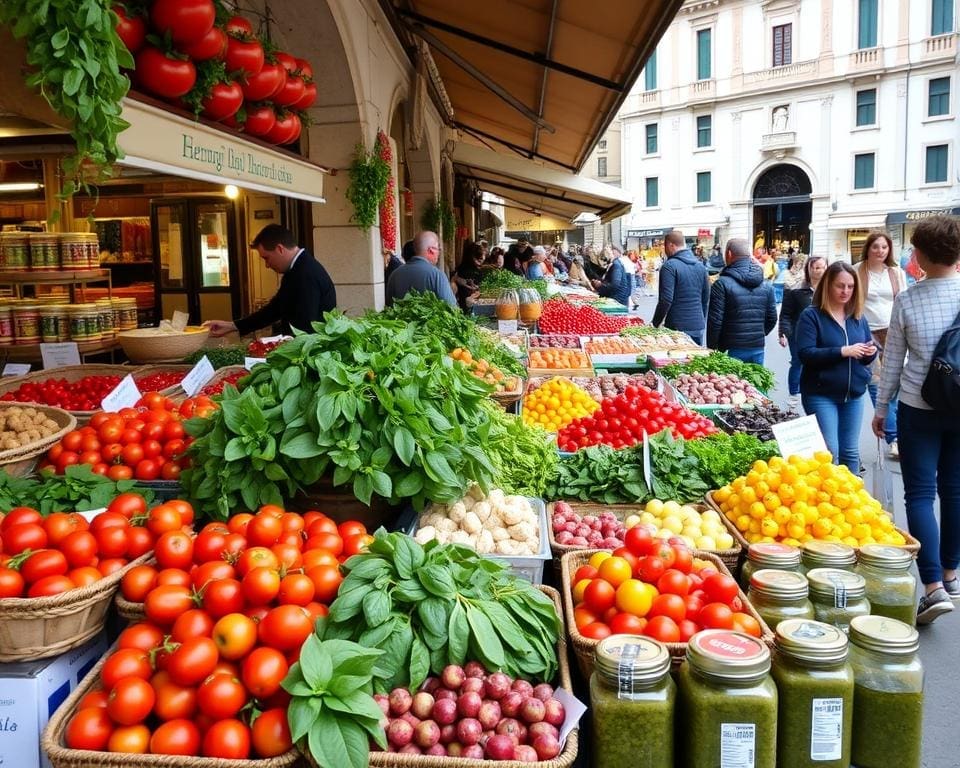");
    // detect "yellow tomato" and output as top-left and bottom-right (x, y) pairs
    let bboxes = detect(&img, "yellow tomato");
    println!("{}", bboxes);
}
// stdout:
(615, 579), (655, 617)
